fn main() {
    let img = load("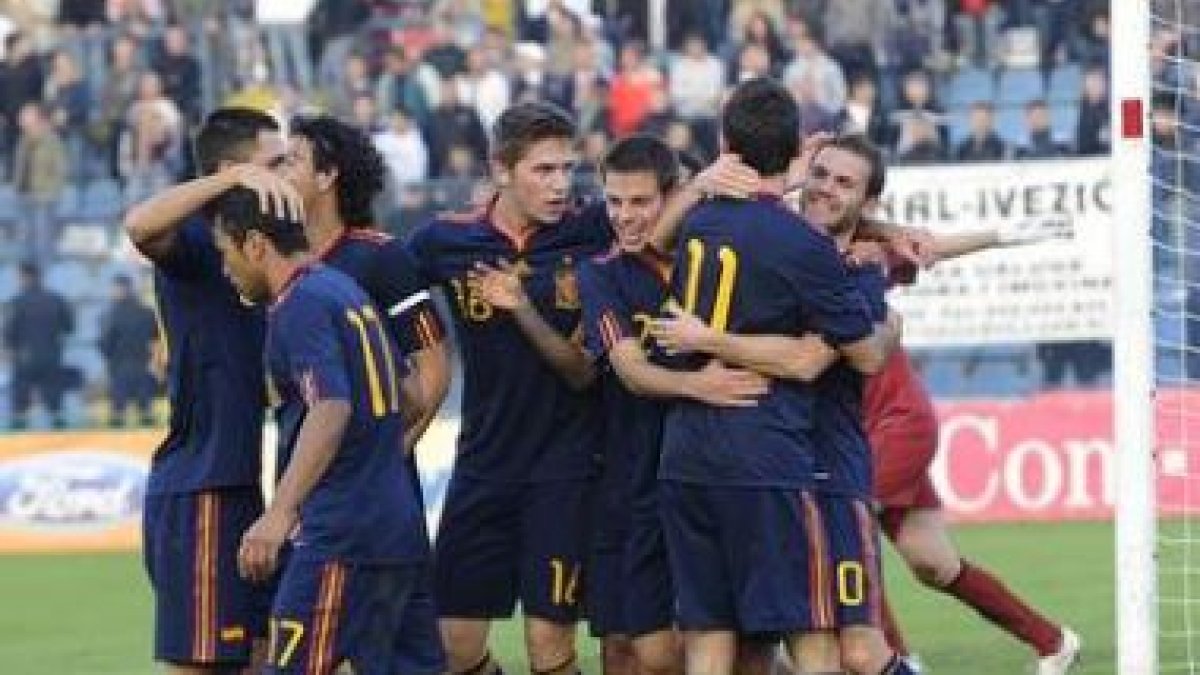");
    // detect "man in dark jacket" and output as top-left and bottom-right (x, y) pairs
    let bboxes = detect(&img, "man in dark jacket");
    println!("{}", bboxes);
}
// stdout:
(4, 262), (74, 429)
(99, 275), (158, 427)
